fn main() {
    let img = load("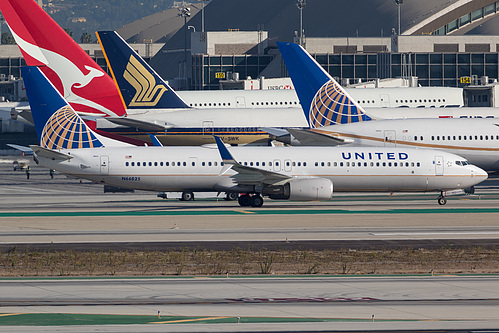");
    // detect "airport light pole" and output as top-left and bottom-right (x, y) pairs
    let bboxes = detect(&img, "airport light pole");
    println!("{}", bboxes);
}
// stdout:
(394, 0), (403, 35)
(297, 0), (306, 47)
(179, 6), (191, 87)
